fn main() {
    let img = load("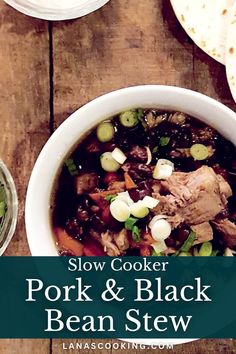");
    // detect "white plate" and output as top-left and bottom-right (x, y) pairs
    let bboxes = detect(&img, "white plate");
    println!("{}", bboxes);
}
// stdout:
(170, 0), (235, 64)
(4, 0), (110, 21)
(226, 1), (236, 102)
